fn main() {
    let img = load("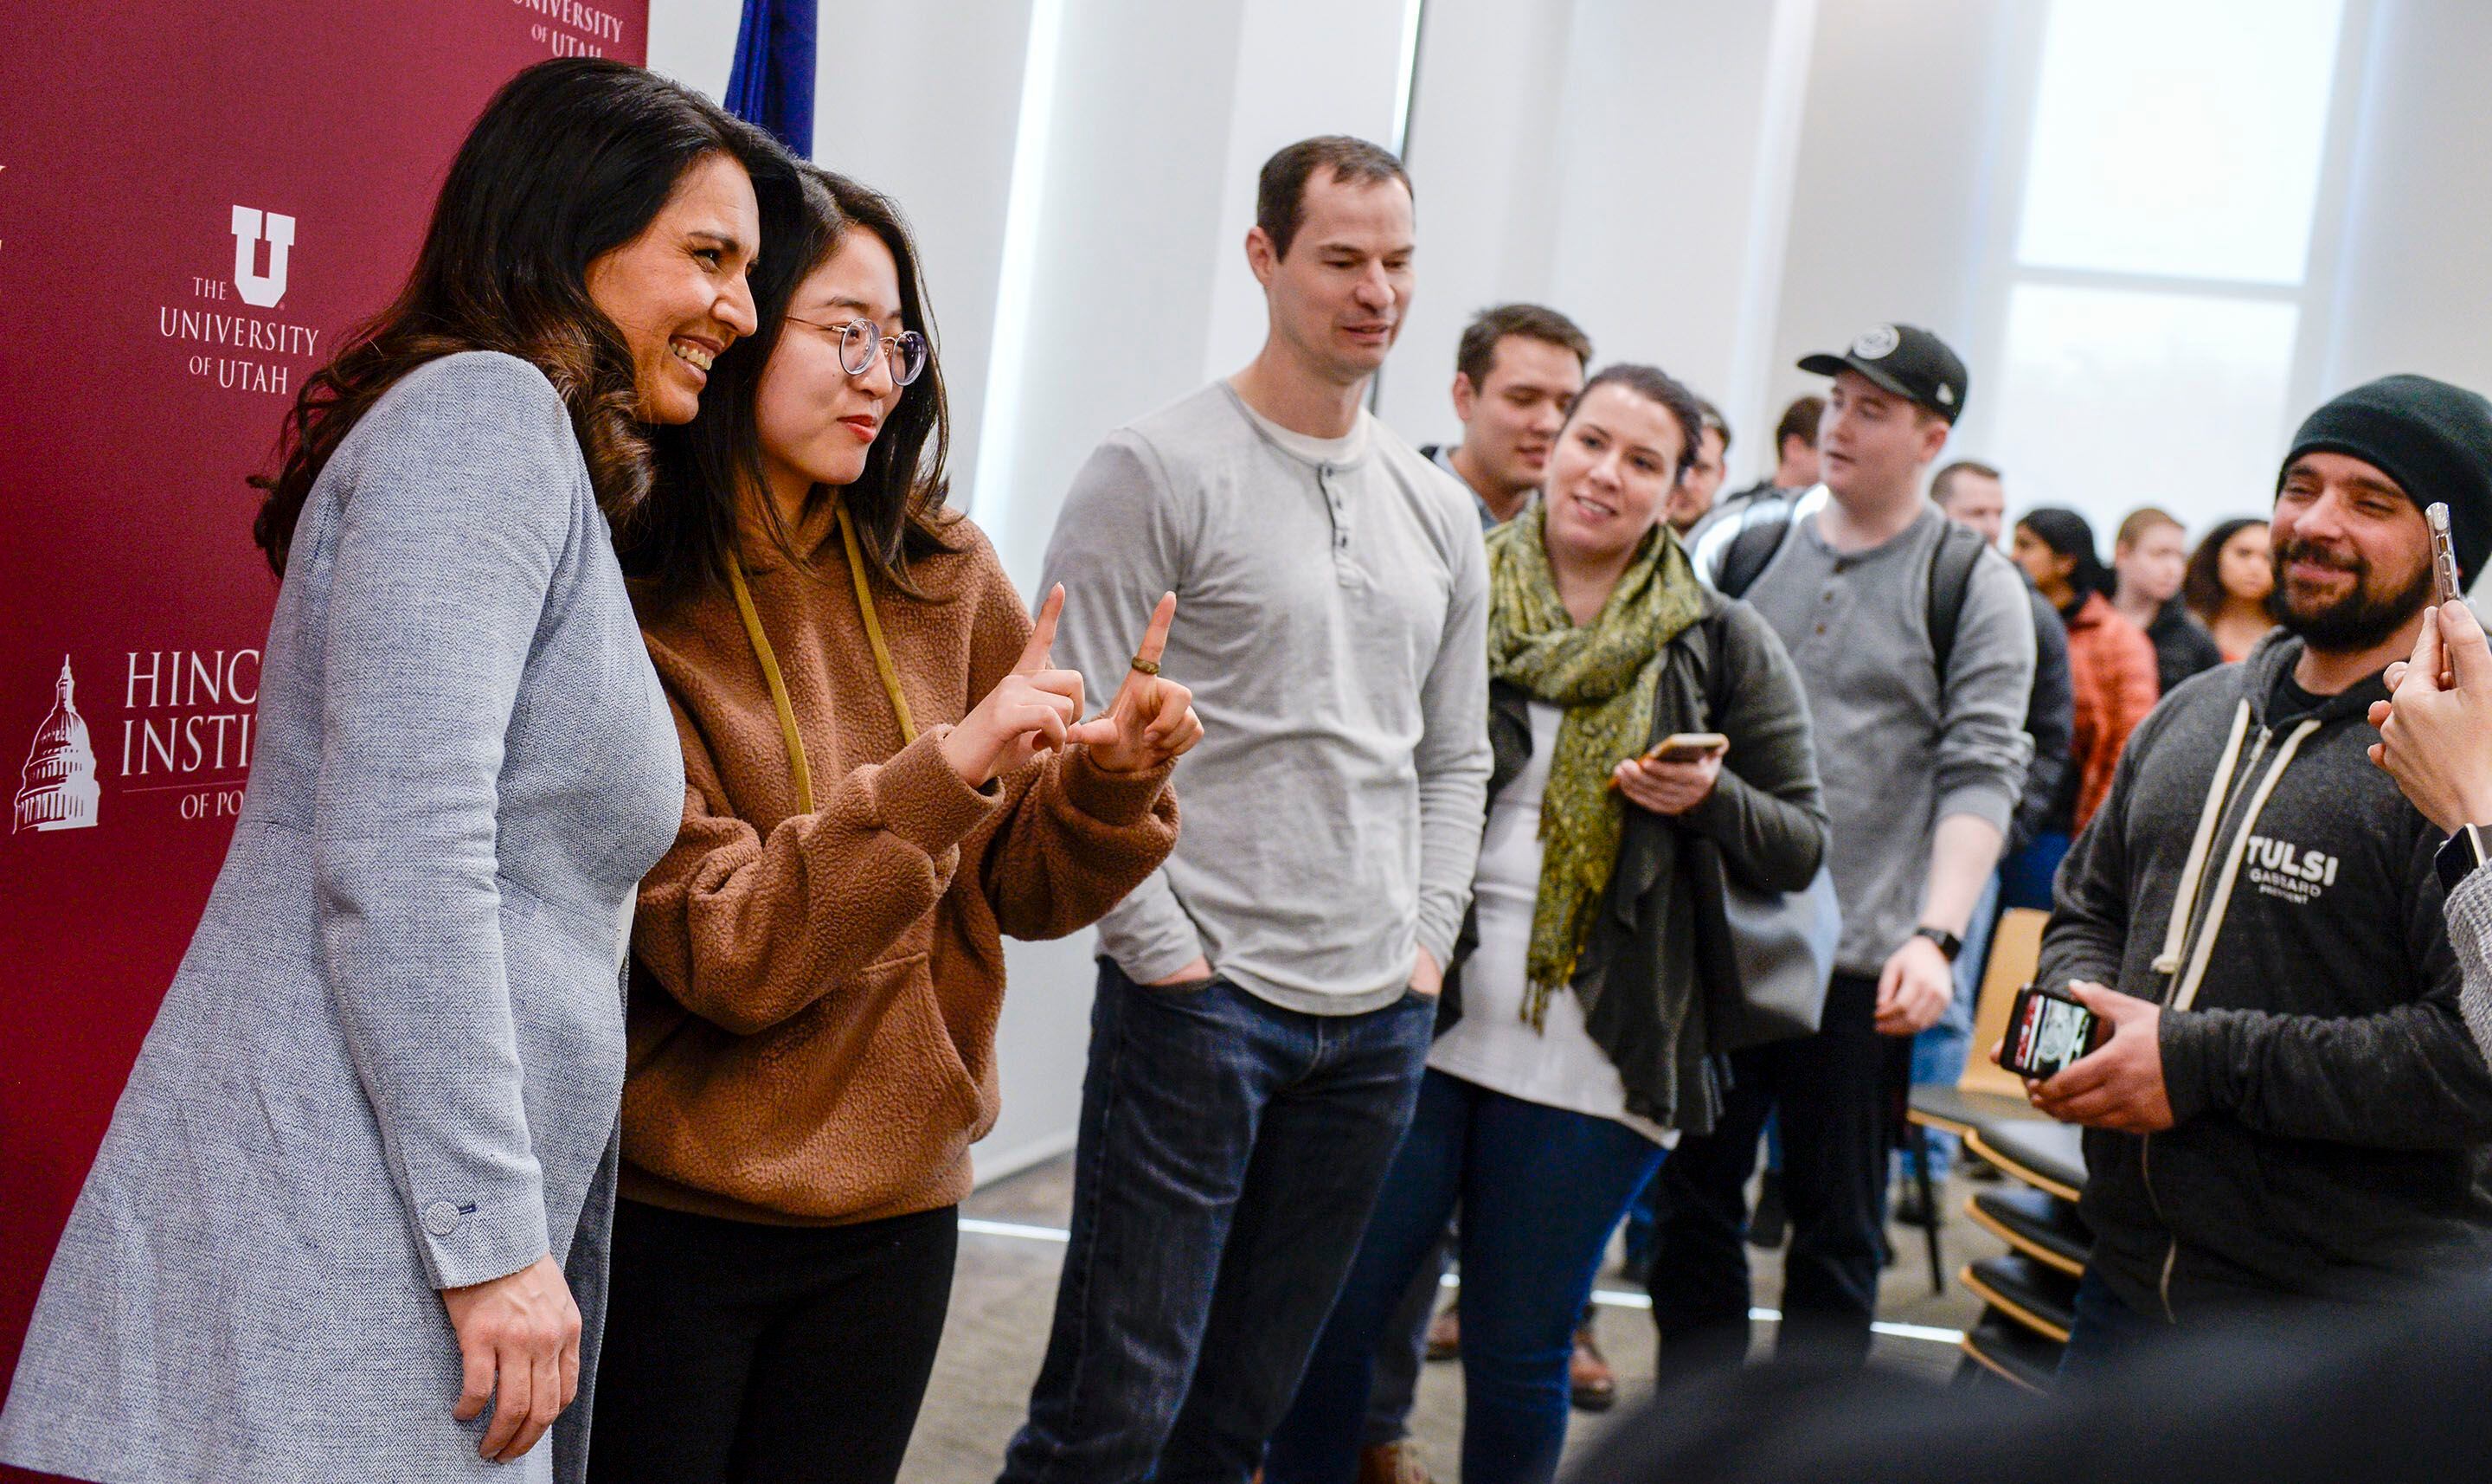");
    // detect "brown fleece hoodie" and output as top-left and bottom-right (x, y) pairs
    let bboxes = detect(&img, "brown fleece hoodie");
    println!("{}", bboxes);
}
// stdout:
(621, 514), (1178, 1225)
